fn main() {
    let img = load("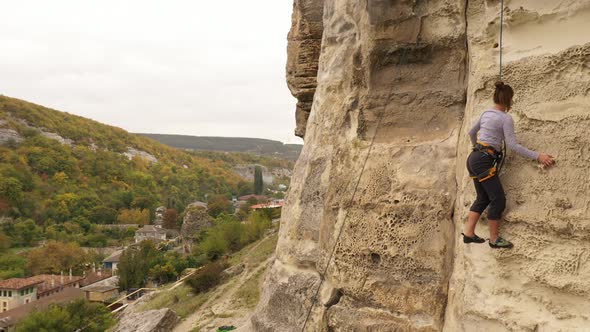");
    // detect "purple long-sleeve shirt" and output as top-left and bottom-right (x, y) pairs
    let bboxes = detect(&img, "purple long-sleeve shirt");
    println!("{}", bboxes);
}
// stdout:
(469, 109), (539, 160)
